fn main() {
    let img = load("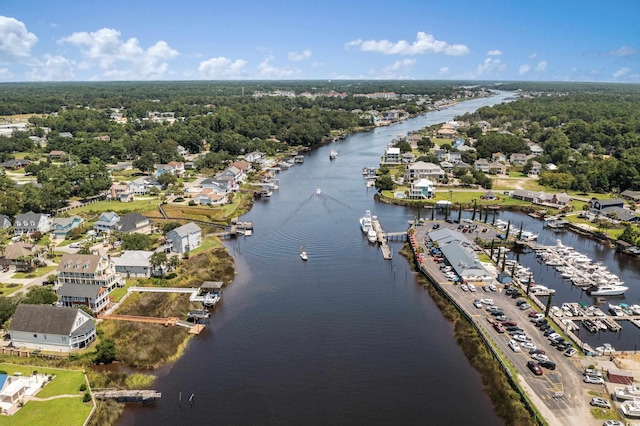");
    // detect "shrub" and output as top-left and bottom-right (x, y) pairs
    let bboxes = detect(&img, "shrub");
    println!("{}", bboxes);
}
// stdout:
(79, 383), (87, 392)
(83, 392), (92, 402)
